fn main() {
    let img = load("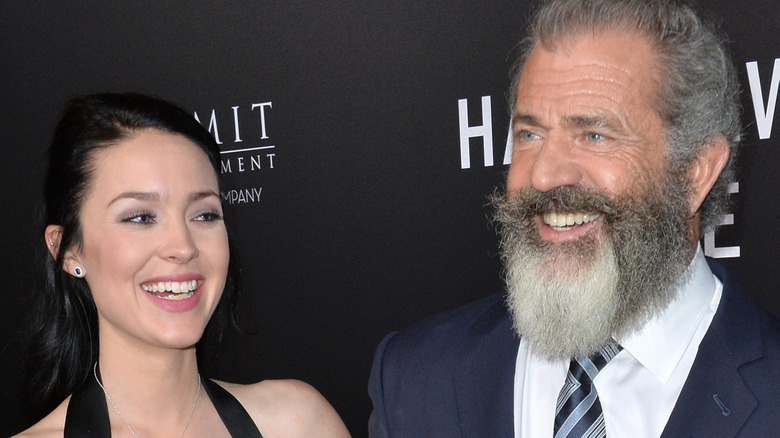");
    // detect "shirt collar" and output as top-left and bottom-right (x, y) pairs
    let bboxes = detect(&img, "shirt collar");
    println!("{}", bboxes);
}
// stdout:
(616, 245), (720, 384)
